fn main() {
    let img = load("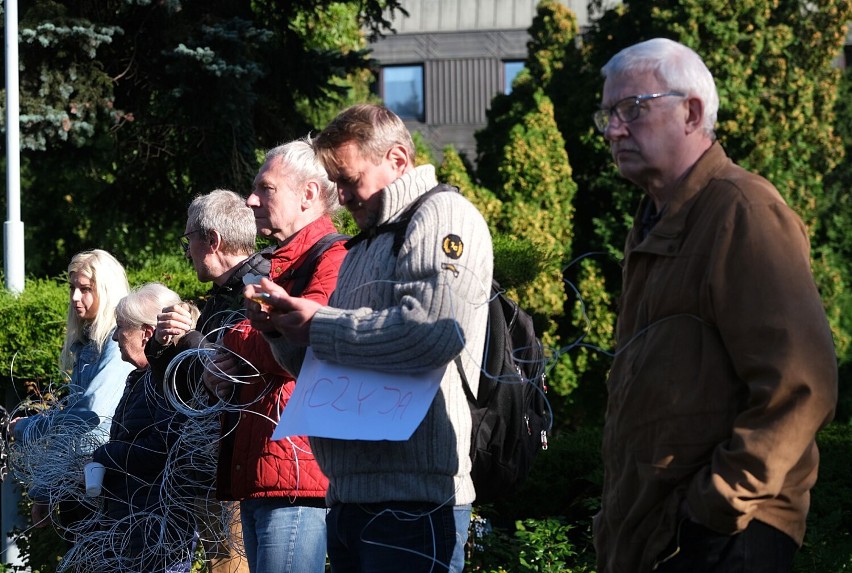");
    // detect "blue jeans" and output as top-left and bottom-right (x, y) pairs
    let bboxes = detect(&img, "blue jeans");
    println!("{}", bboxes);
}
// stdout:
(327, 502), (471, 573)
(240, 498), (327, 573)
